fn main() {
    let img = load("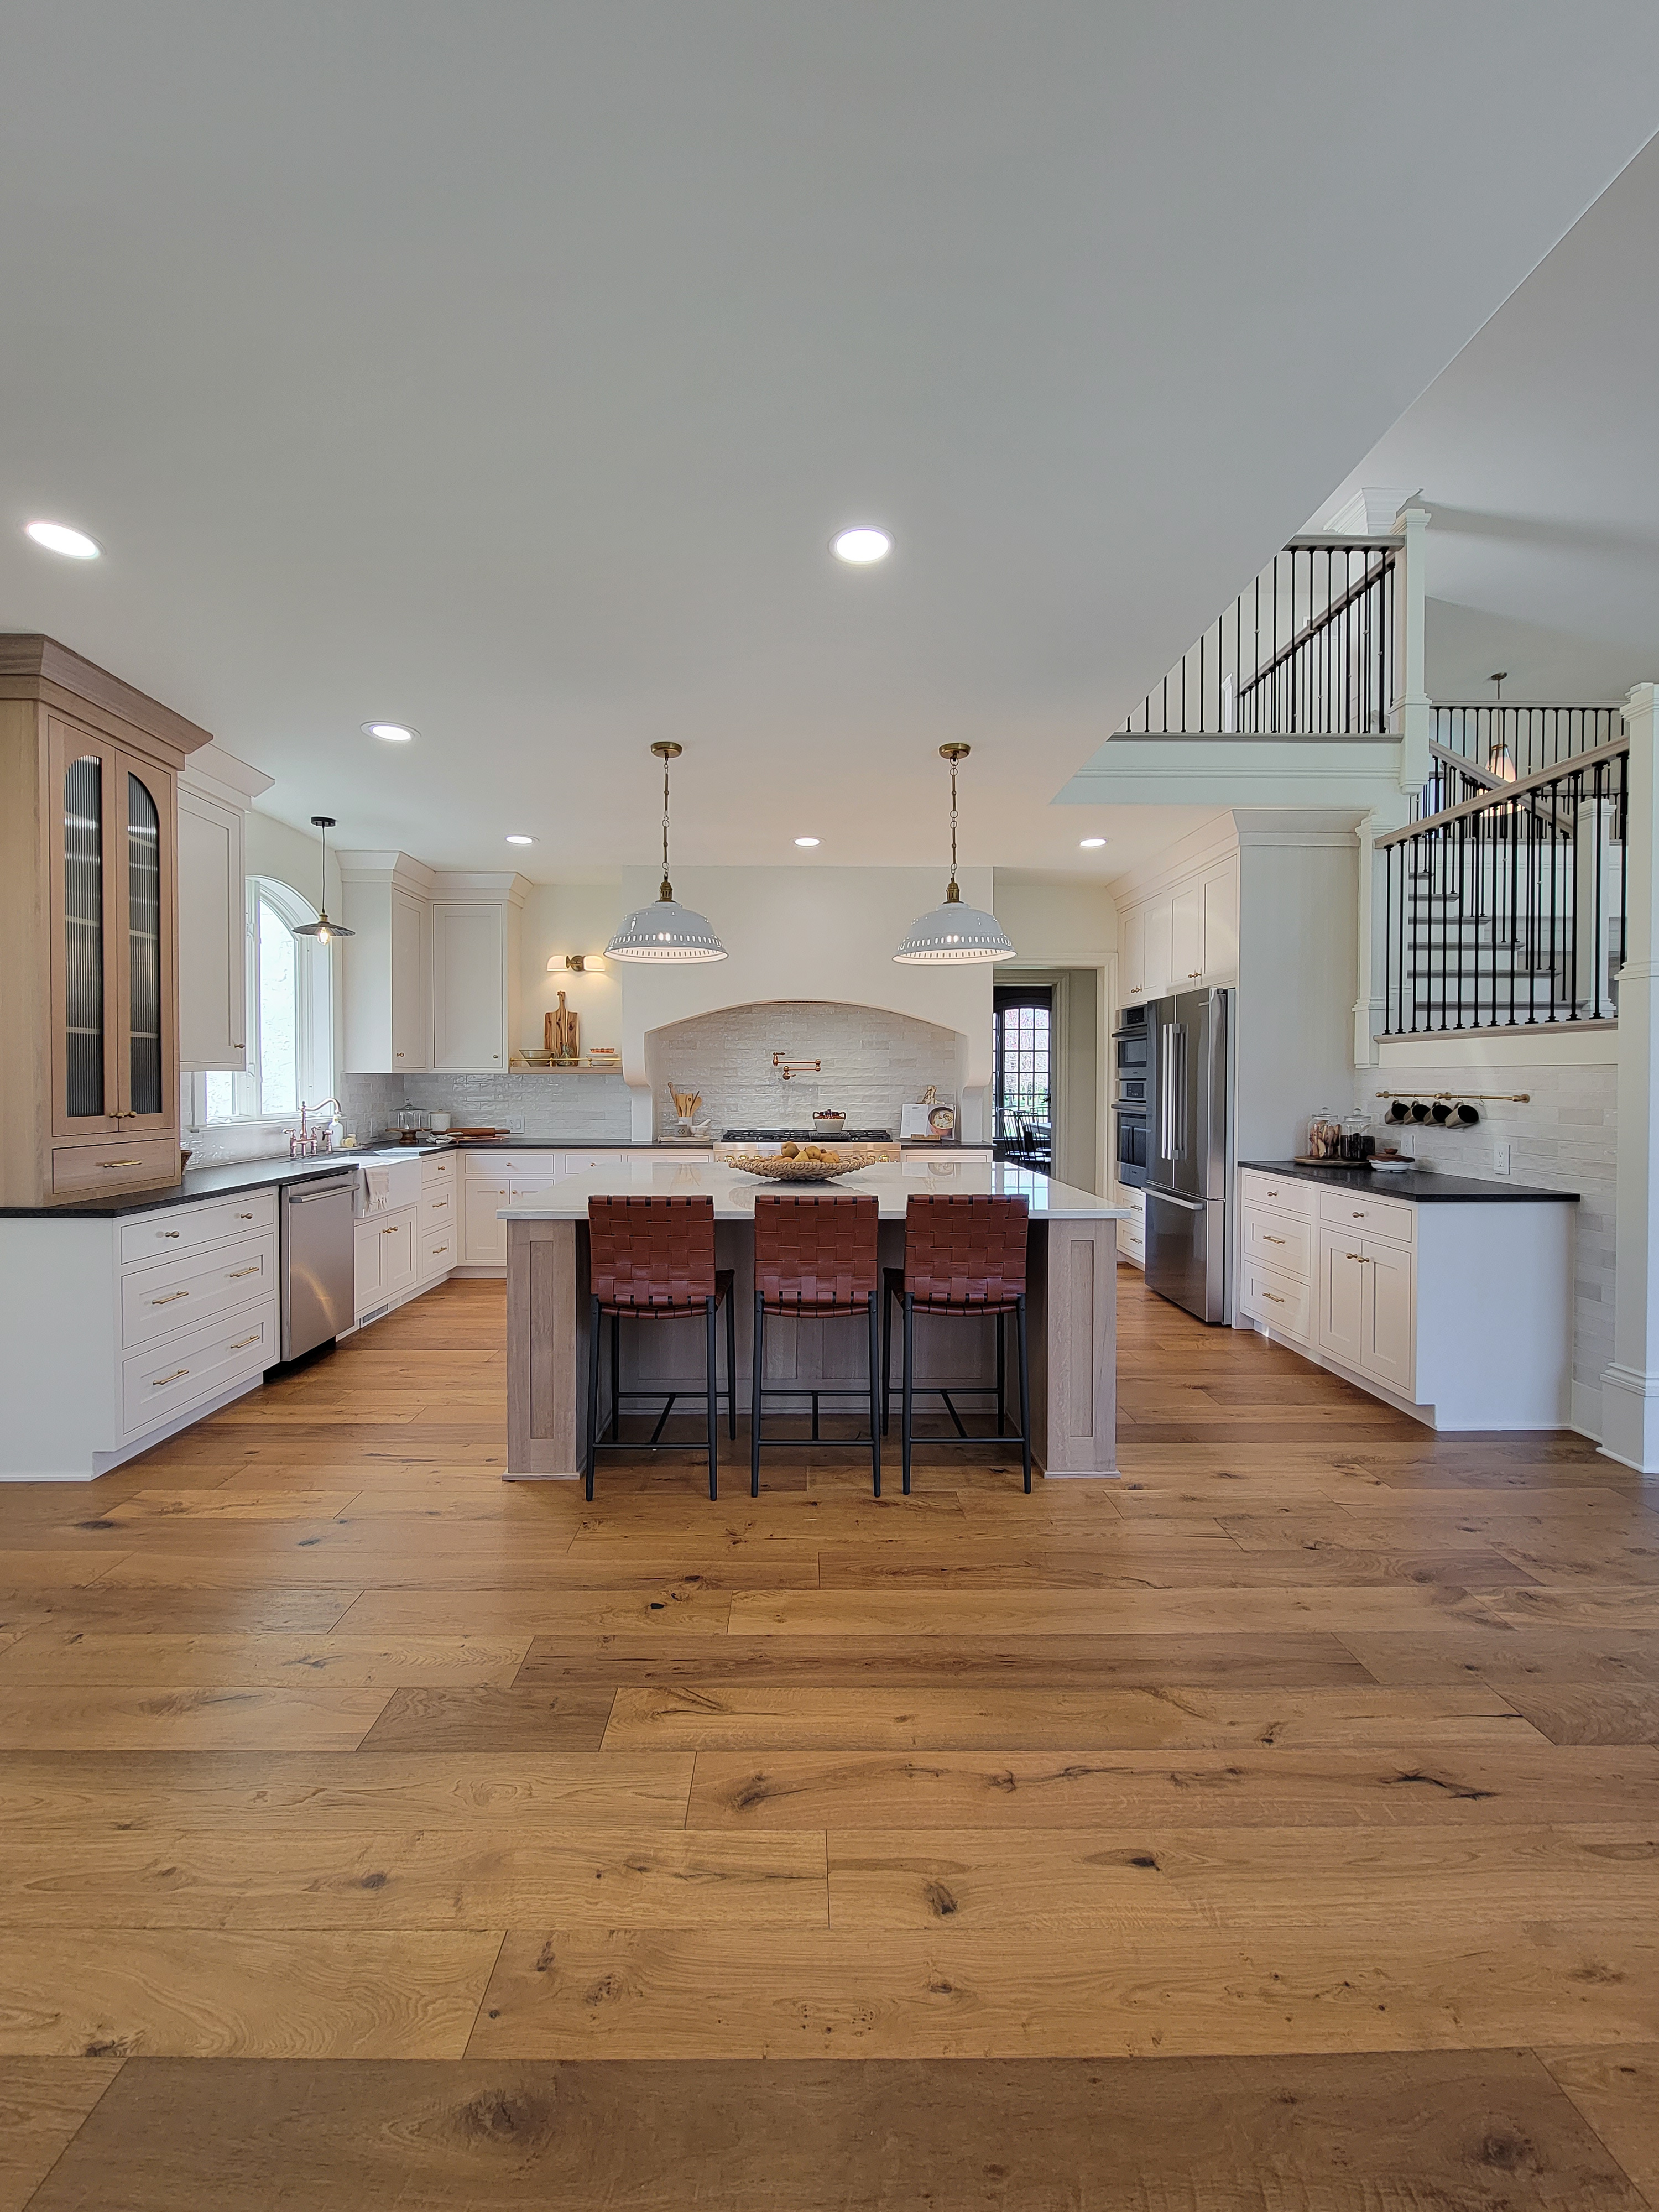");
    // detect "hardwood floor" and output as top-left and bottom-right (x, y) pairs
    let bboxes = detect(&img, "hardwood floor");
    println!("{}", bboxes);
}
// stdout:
(3, 1269), (1658, 2209)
